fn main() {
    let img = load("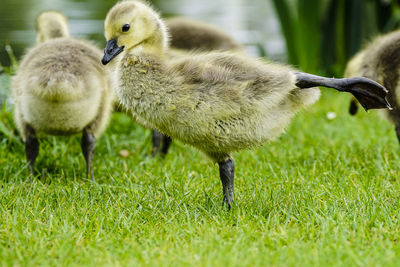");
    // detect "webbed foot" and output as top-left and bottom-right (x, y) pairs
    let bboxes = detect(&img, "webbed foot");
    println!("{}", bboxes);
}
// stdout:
(295, 72), (391, 111)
